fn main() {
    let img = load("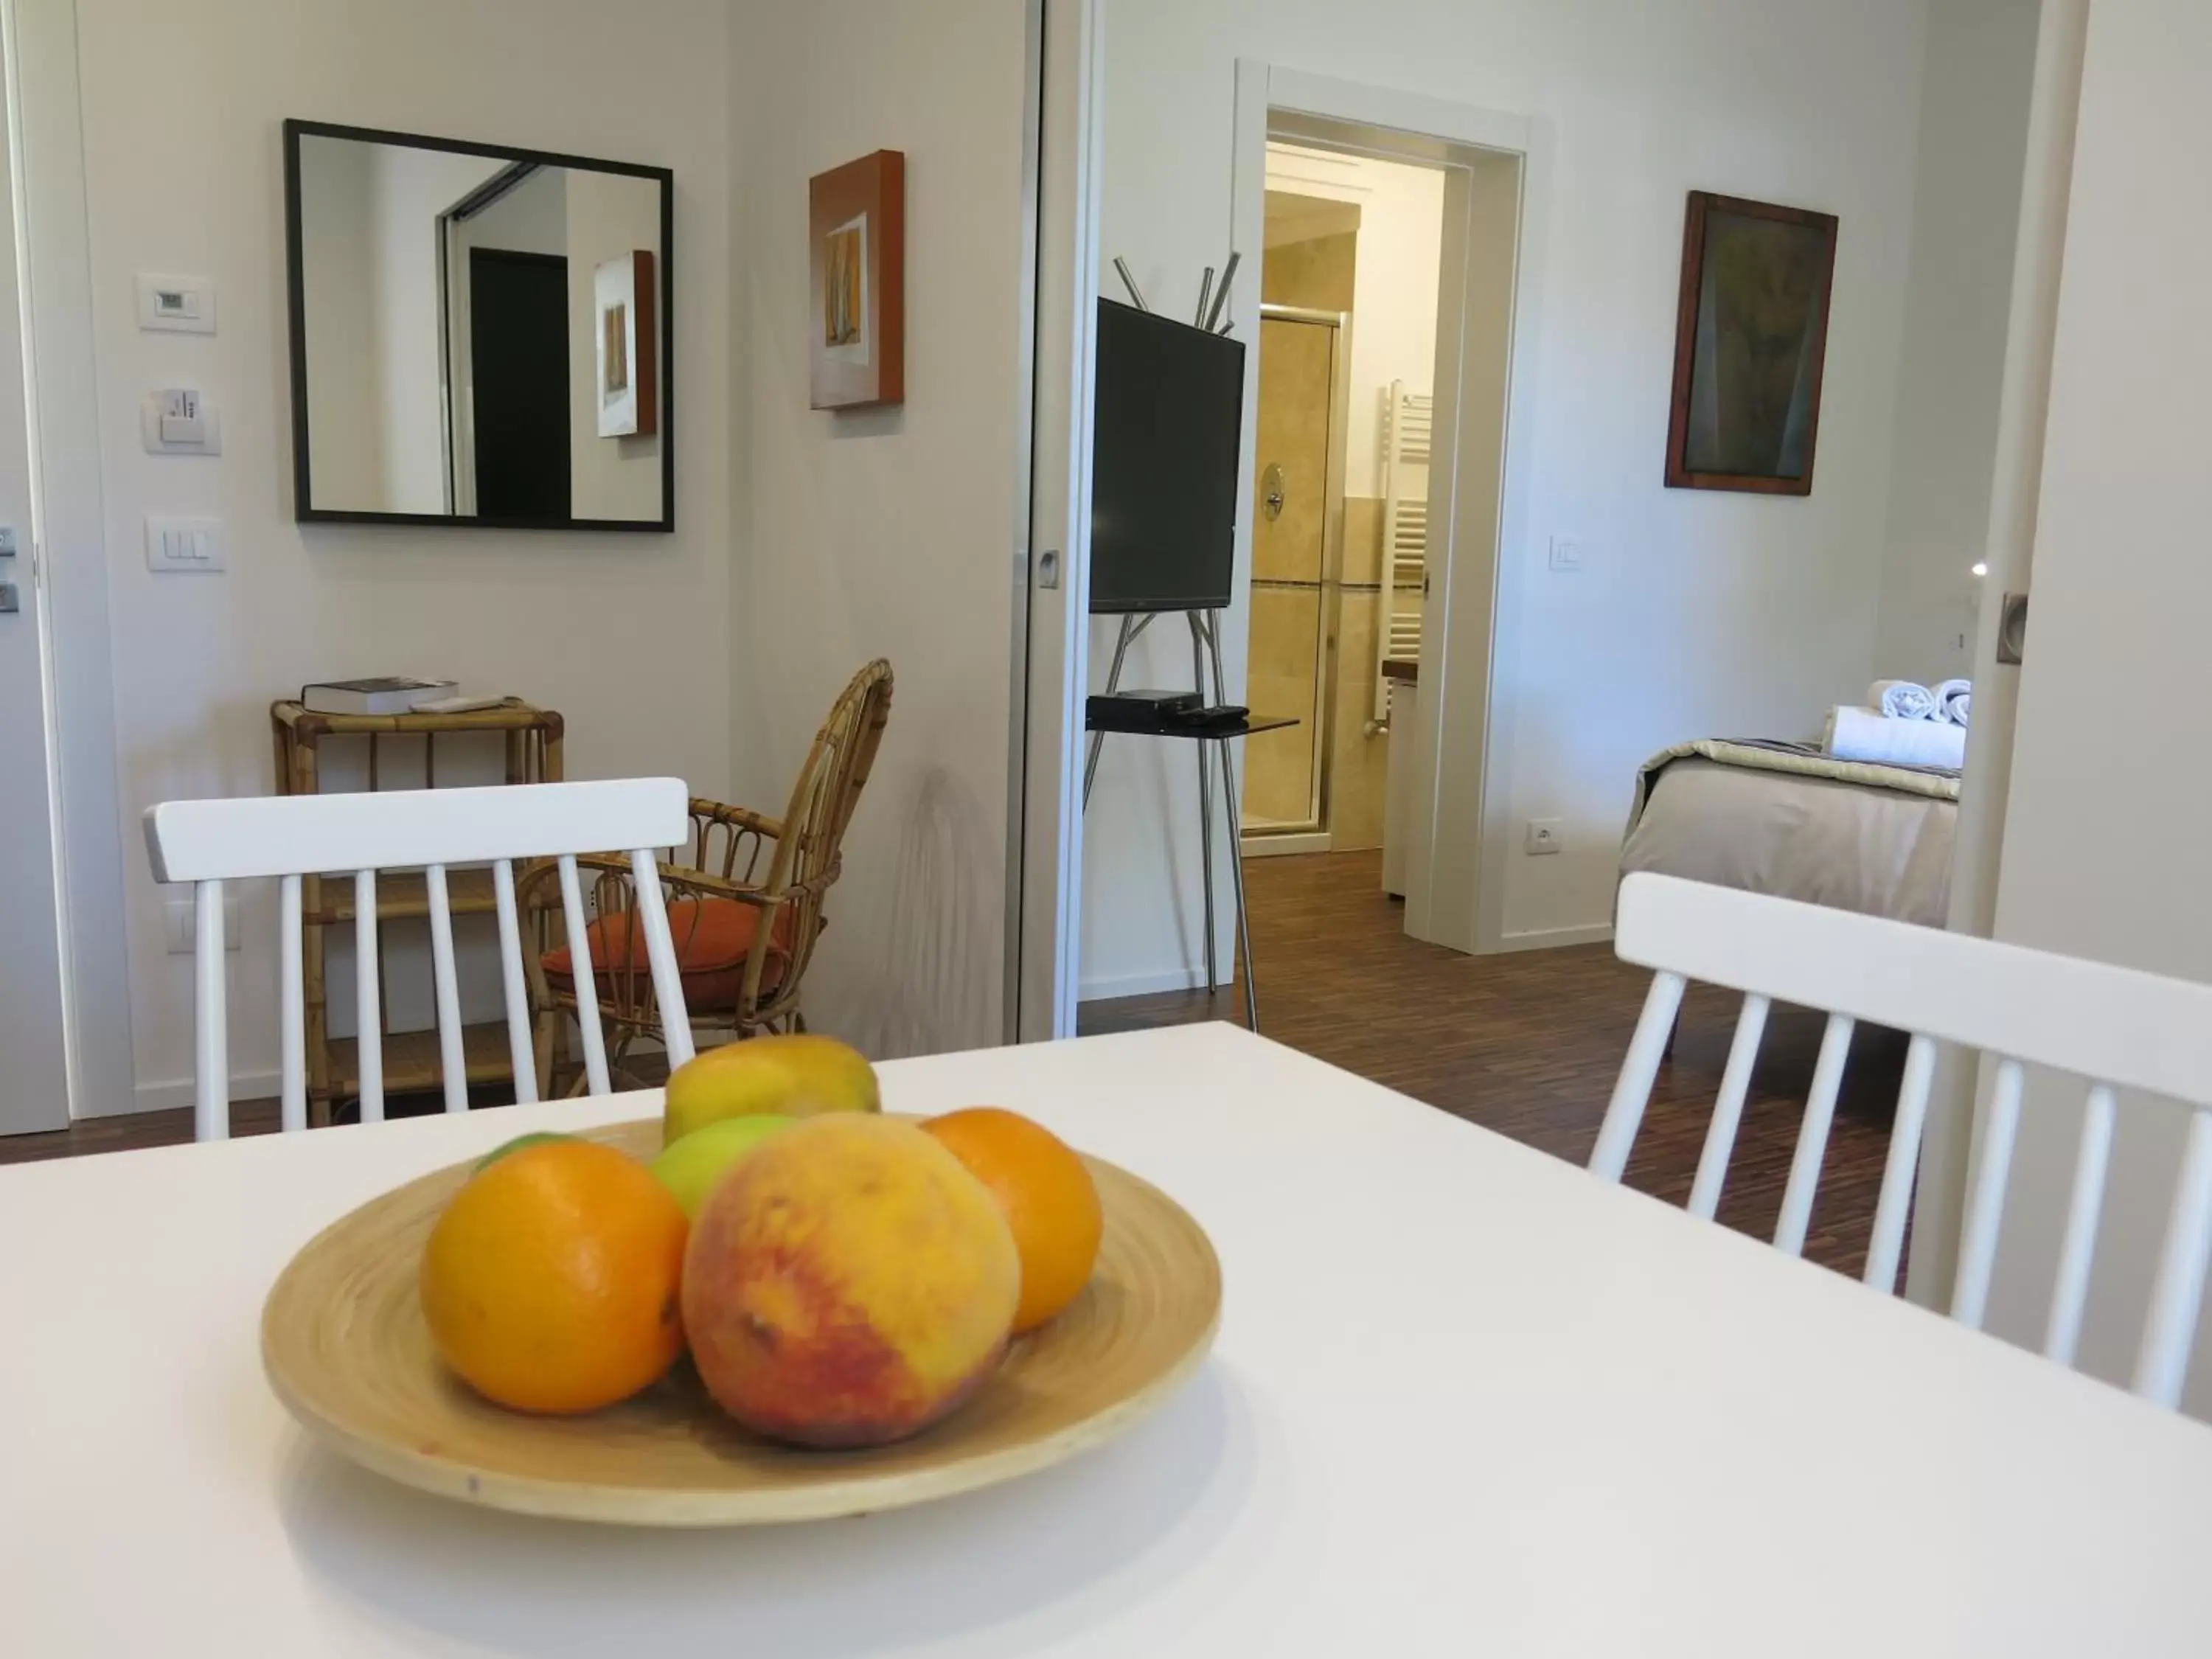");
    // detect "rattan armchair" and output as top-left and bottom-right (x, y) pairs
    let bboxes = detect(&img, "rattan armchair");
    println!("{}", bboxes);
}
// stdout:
(522, 660), (893, 1093)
